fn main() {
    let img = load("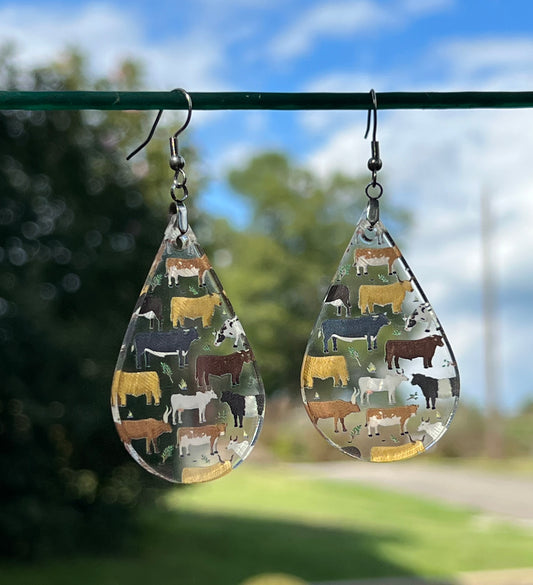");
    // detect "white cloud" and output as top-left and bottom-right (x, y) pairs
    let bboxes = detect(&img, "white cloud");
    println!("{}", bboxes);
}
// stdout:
(268, 0), (452, 62)
(0, 3), (231, 91)
(302, 37), (533, 411)
(268, 1), (396, 61)
(434, 38), (533, 89)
